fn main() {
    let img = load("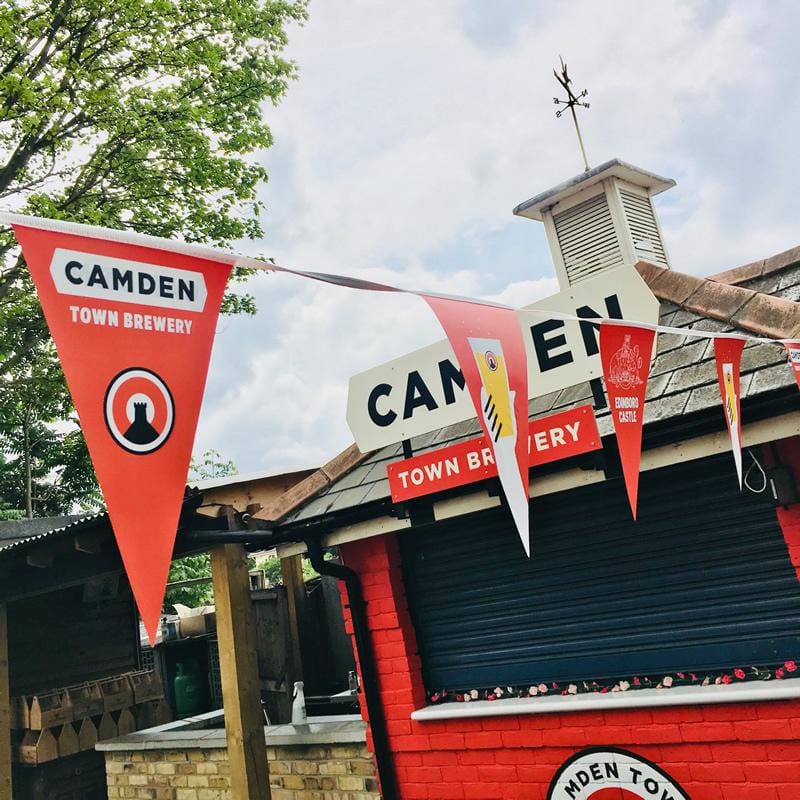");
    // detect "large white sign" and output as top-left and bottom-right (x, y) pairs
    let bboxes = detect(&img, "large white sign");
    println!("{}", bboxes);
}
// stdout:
(347, 266), (659, 450)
